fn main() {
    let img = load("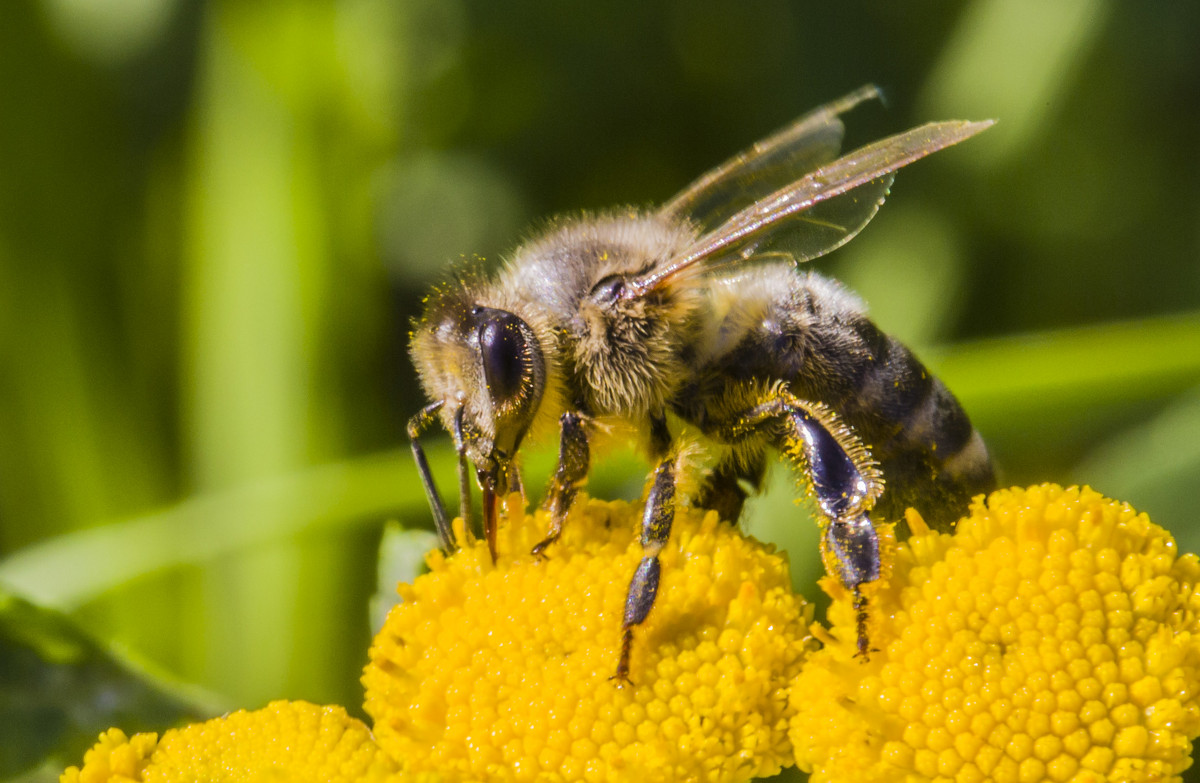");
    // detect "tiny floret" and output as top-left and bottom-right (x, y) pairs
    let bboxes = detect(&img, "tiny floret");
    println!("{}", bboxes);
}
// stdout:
(790, 484), (1200, 783)
(363, 496), (812, 782)
(60, 700), (409, 783)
